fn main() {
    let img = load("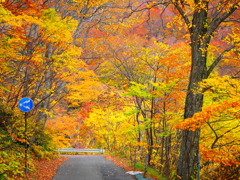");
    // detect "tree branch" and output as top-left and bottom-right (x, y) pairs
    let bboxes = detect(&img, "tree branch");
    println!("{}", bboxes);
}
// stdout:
(207, 2), (240, 39)
(122, 1), (170, 21)
(206, 43), (238, 77)
(171, 0), (191, 33)
(224, 18), (240, 23)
